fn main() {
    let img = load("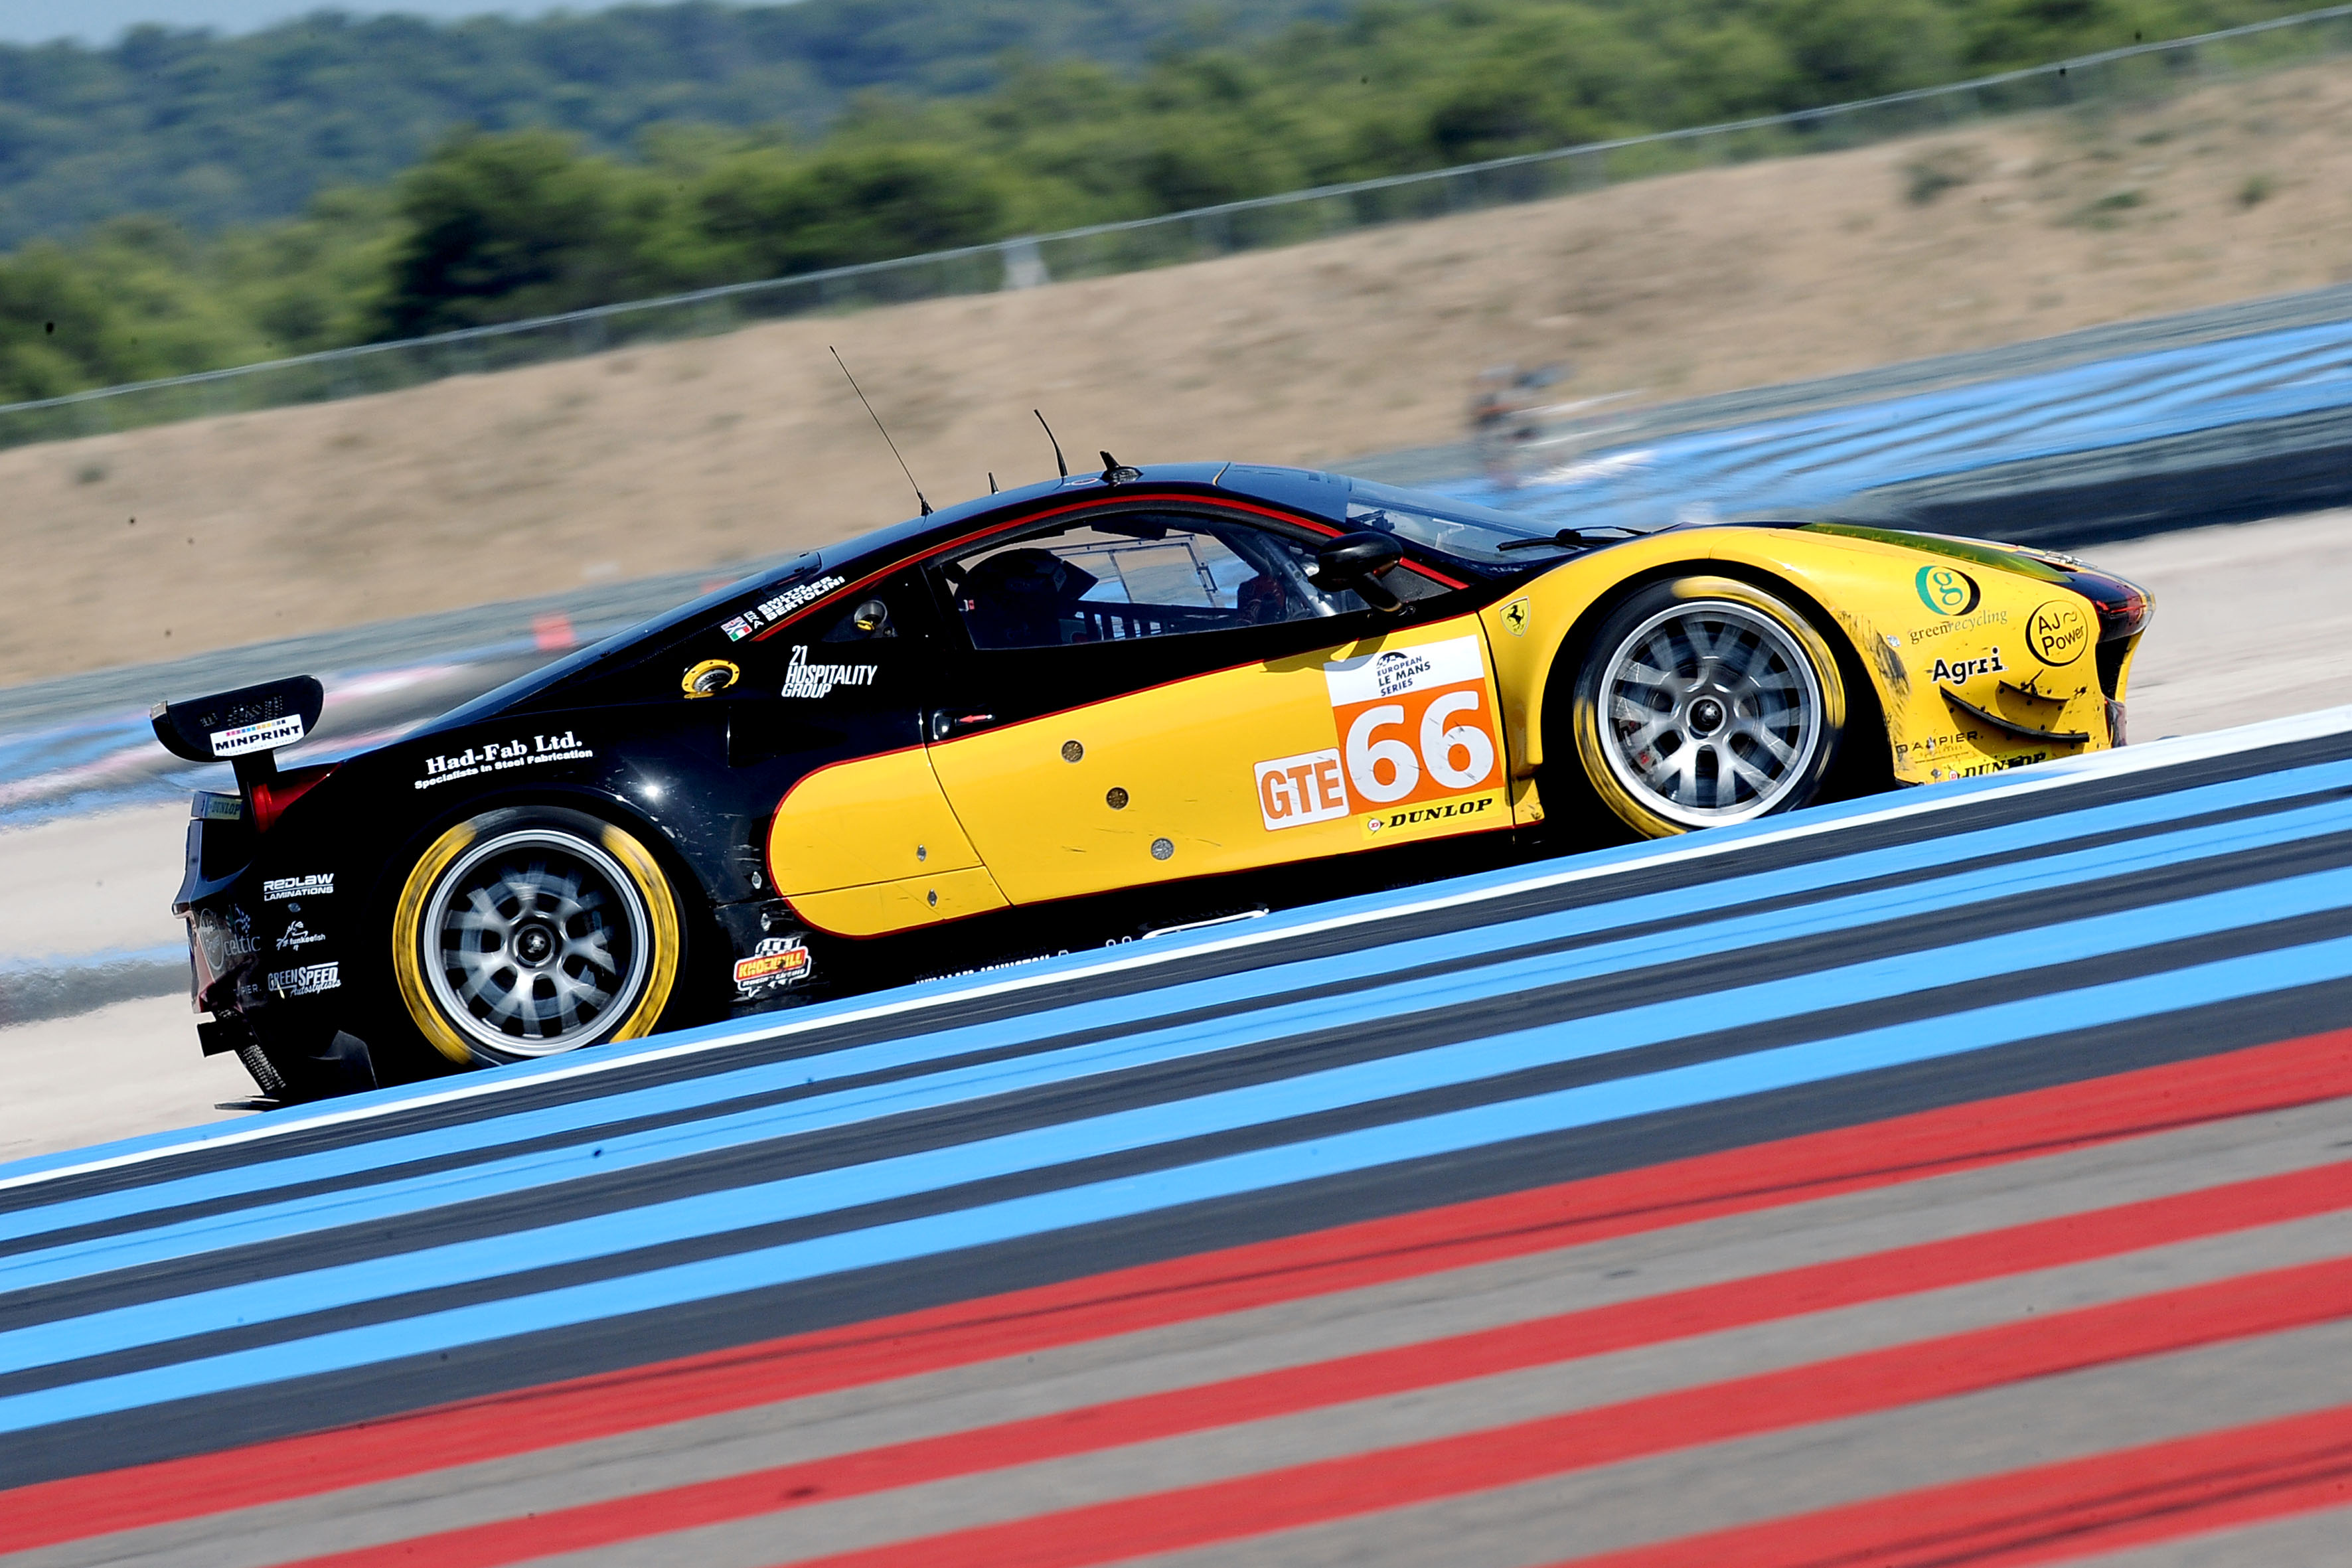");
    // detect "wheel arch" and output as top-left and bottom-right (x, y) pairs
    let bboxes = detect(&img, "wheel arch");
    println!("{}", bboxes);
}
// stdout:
(1521, 552), (1895, 801)
(375, 783), (716, 1066)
